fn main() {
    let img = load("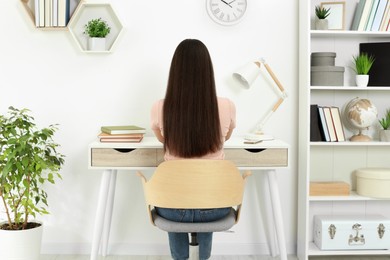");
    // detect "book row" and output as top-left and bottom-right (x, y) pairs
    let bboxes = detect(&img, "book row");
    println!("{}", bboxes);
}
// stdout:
(351, 0), (390, 31)
(310, 105), (346, 142)
(34, 0), (70, 28)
